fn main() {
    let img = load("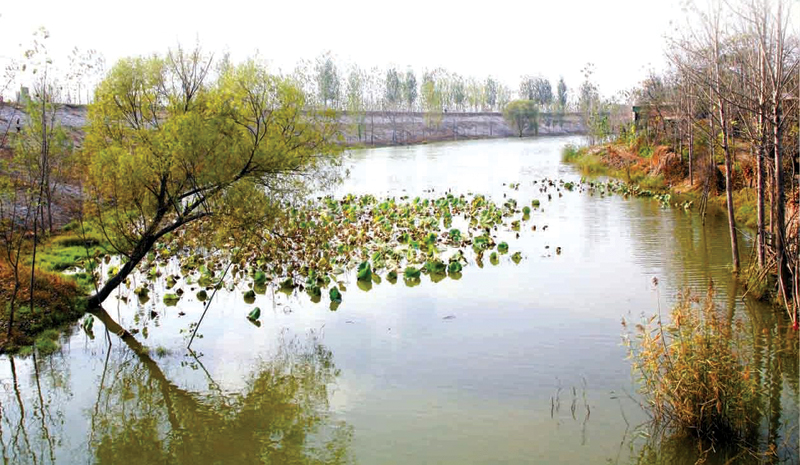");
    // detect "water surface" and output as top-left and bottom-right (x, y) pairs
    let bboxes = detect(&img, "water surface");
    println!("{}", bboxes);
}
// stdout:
(1, 136), (797, 464)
